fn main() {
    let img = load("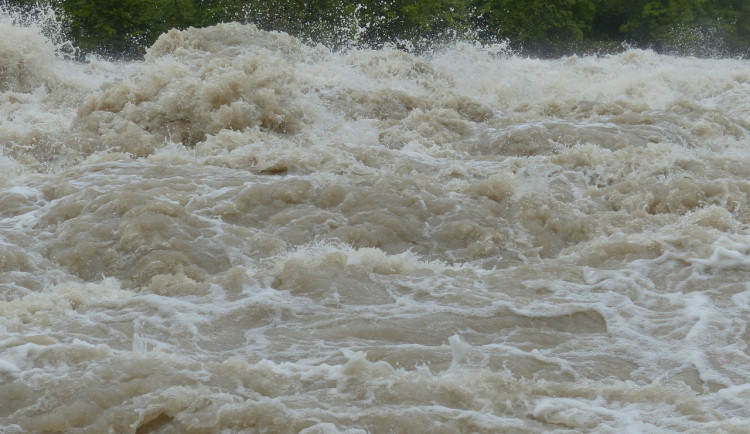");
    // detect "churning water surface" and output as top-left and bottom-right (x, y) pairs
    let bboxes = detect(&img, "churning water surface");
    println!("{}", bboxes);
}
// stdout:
(2, 9), (750, 433)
